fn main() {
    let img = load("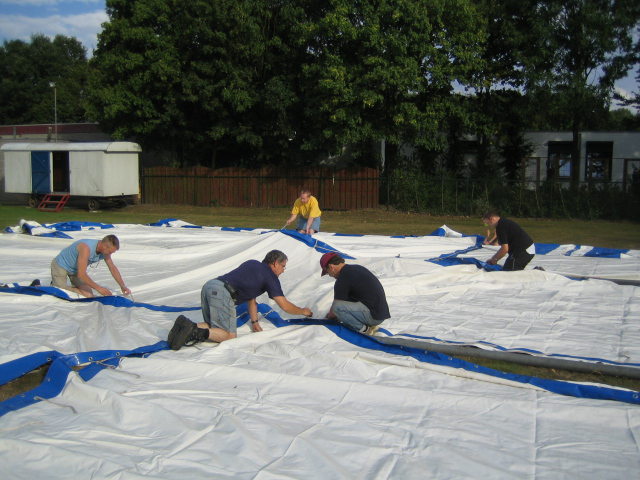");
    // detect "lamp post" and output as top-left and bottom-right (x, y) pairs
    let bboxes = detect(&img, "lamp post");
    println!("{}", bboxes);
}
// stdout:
(49, 82), (57, 142)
